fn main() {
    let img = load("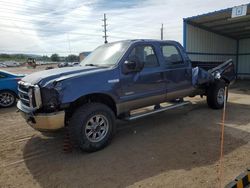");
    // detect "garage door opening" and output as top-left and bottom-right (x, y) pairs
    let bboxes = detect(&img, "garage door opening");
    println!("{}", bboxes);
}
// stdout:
(183, 4), (250, 79)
